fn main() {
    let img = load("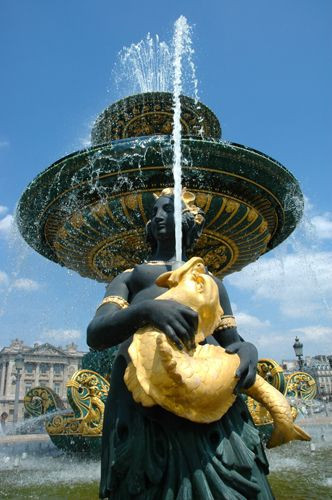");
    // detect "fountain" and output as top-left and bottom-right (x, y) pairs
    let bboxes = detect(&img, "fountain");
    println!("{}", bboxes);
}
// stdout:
(16, 88), (302, 282)
(16, 96), (305, 497)
(5, 16), (329, 499)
